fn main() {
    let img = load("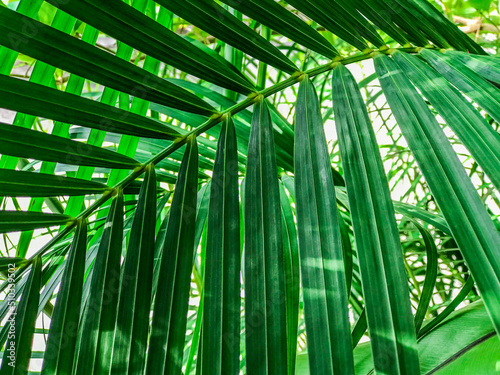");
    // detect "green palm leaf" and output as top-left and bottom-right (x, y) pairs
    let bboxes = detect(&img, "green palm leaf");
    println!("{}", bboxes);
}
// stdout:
(199, 116), (240, 375)
(0, 169), (110, 197)
(44, 0), (255, 94)
(0, 7), (215, 116)
(0, 212), (73, 233)
(147, 137), (198, 375)
(332, 64), (419, 374)
(294, 76), (354, 374)
(374, 53), (500, 336)
(41, 220), (86, 375)
(111, 166), (156, 375)
(0, 123), (140, 170)
(0, 75), (180, 140)
(73, 192), (124, 375)
(244, 98), (288, 374)
(0, 256), (42, 375)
